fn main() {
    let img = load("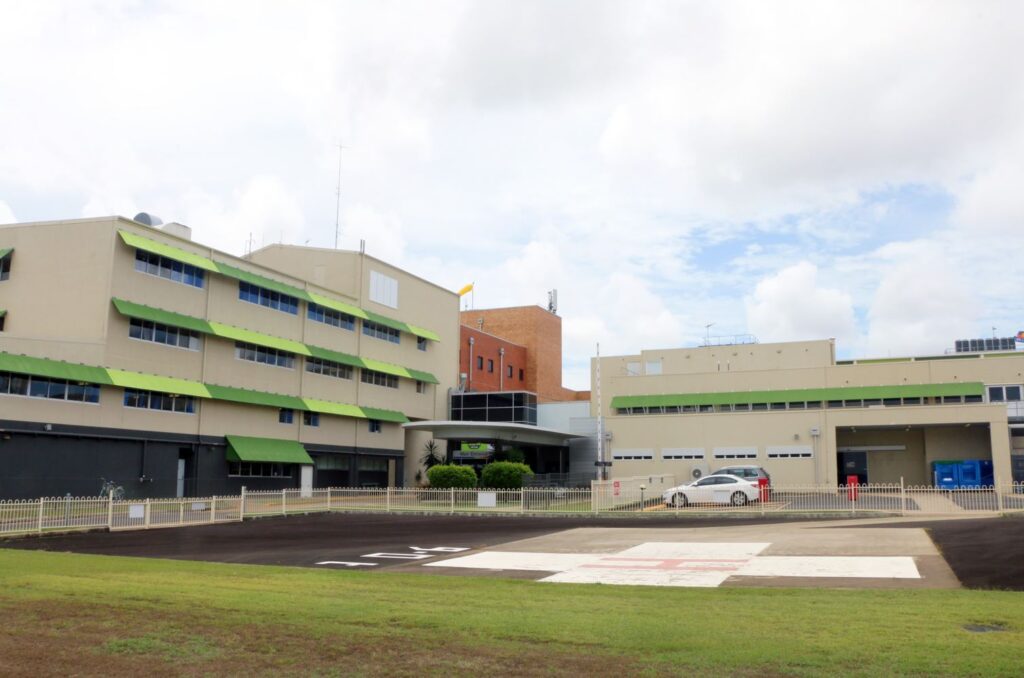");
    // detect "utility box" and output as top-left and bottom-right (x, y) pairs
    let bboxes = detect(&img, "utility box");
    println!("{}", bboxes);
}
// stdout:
(933, 461), (960, 489)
